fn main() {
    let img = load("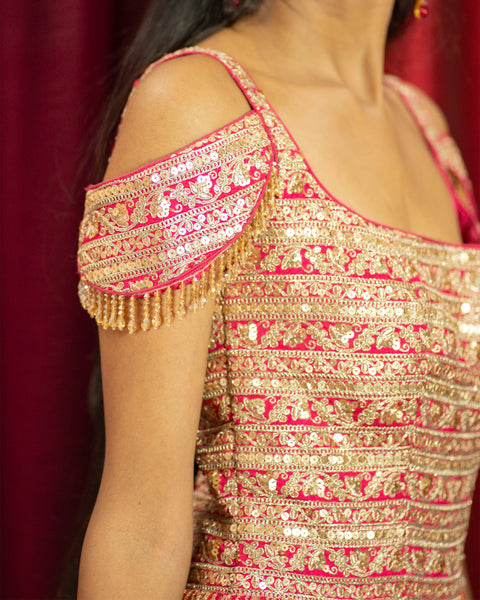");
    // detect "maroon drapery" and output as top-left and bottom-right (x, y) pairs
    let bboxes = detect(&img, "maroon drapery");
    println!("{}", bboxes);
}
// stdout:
(1, 1), (479, 598)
